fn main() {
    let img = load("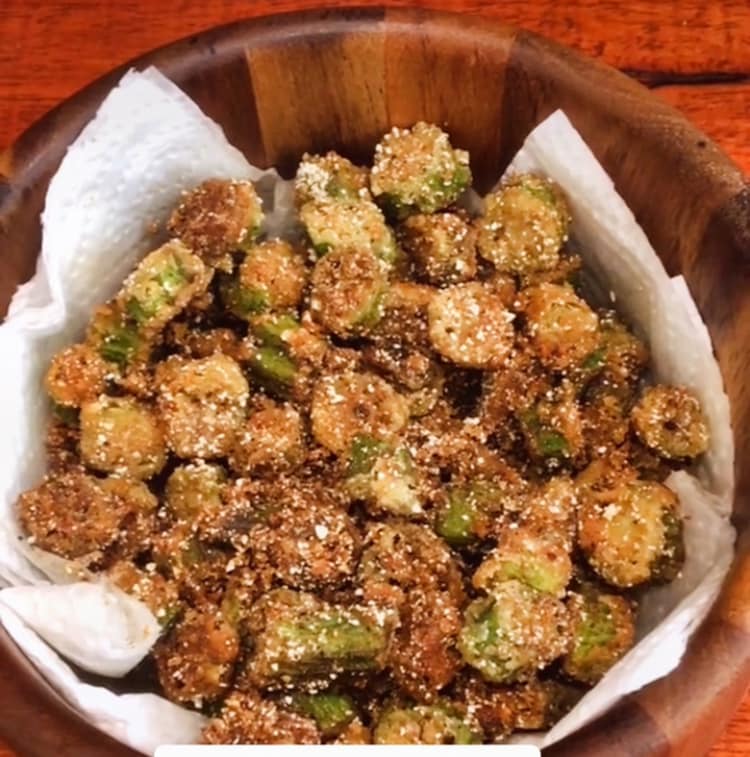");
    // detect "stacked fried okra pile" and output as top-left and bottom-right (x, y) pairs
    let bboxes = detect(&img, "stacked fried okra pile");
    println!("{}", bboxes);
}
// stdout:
(17, 122), (709, 744)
